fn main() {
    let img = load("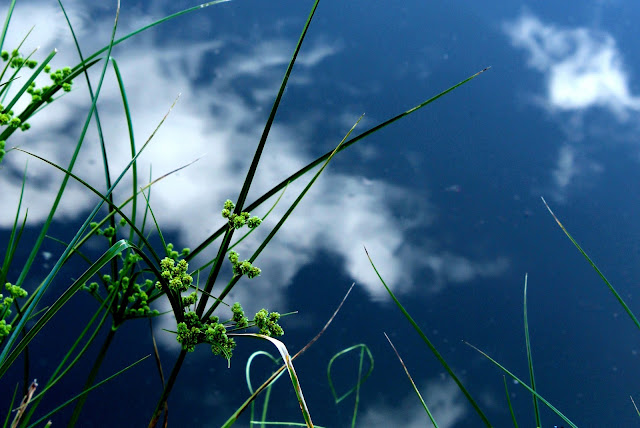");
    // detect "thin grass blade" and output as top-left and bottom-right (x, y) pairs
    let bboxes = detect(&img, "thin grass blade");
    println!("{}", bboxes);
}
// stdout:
(26, 355), (150, 428)
(503, 376), (519, 428)
(465, 341), (577, 428)
(364, 247), (492, 427)
(523, 273), (541, 427)
(196, 0), (322, 317)
(384, 333), (438, 428)
(0, 240), (133, 378)
(541, 197), (640, 330)
(188, 68), (490, 261)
